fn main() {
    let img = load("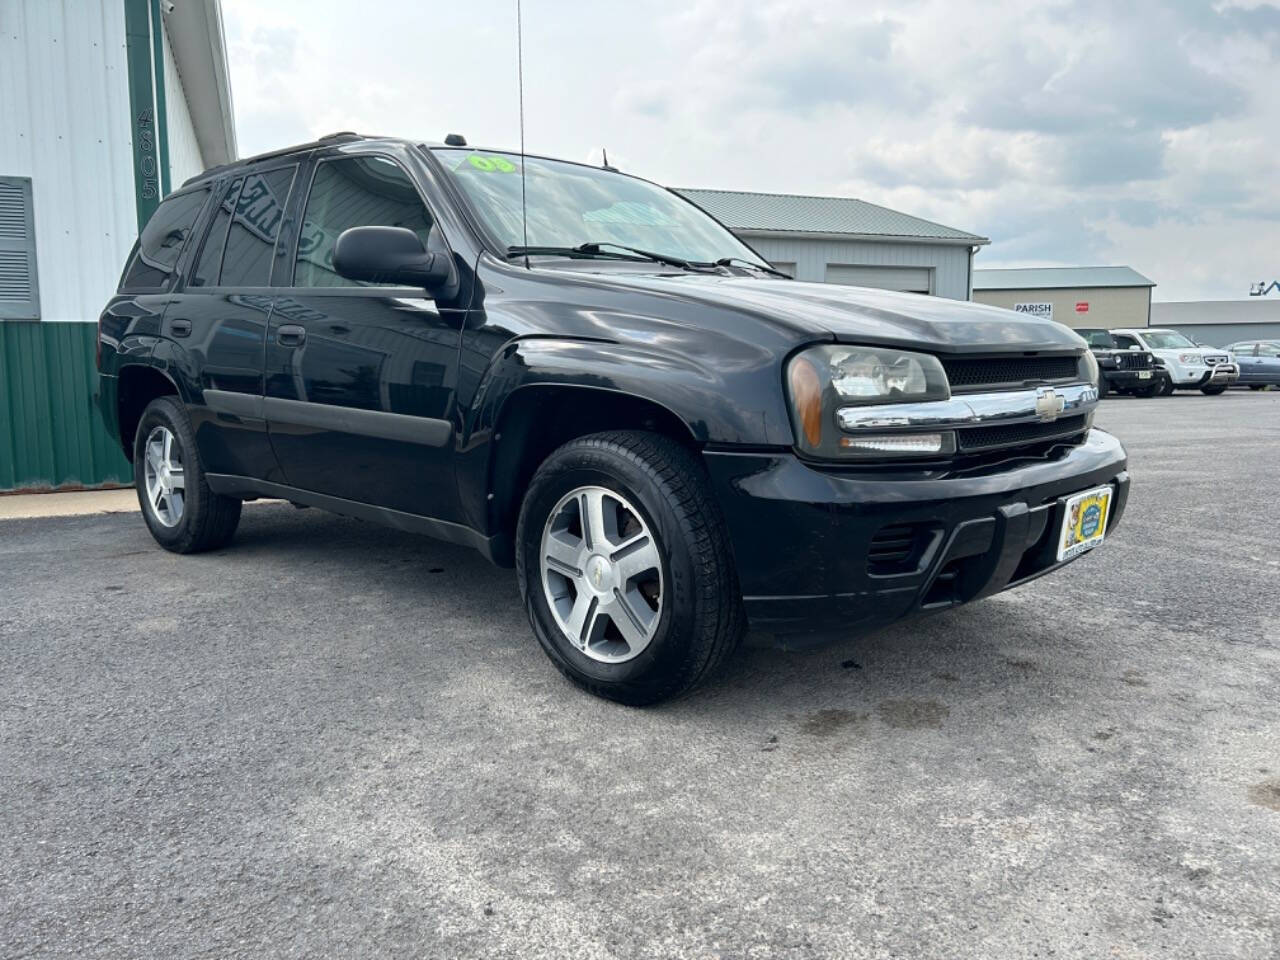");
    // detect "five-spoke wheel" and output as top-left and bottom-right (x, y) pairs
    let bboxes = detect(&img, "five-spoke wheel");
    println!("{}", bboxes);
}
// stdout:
(142, 425), (186, 527)
(540, 486), (664, 663)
